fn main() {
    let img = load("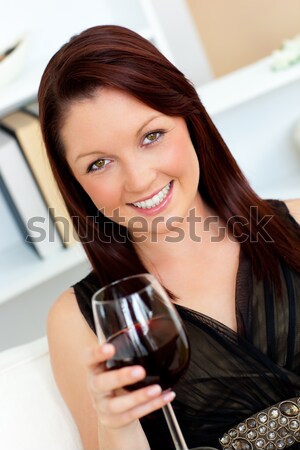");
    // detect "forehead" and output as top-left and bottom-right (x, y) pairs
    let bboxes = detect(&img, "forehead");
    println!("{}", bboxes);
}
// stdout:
(62, 88), (160, 137)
